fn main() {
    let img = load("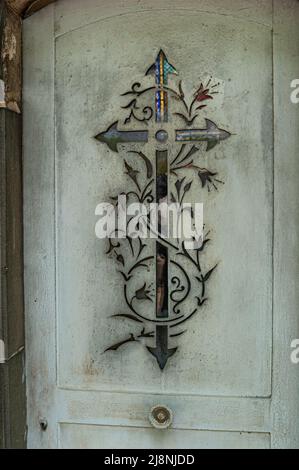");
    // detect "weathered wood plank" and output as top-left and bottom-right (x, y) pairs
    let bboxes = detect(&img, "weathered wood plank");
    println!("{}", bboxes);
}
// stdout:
(272, 0), (299, 449)
(0, 109), (24, 358)
(0, 352), (26, 448)
(0, 4), (21, 113)
(23, 4), (57, 448)
(6, 0), (30, 15)
(0, 108), (26, 449)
